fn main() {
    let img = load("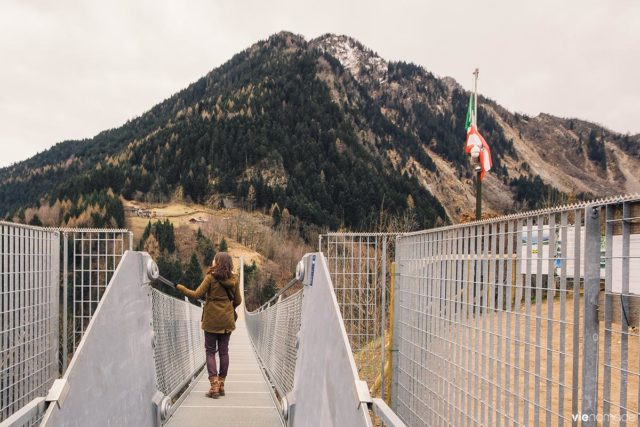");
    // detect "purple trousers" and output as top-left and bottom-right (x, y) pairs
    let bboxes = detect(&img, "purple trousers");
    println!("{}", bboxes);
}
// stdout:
(204, 331), (231, 378)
